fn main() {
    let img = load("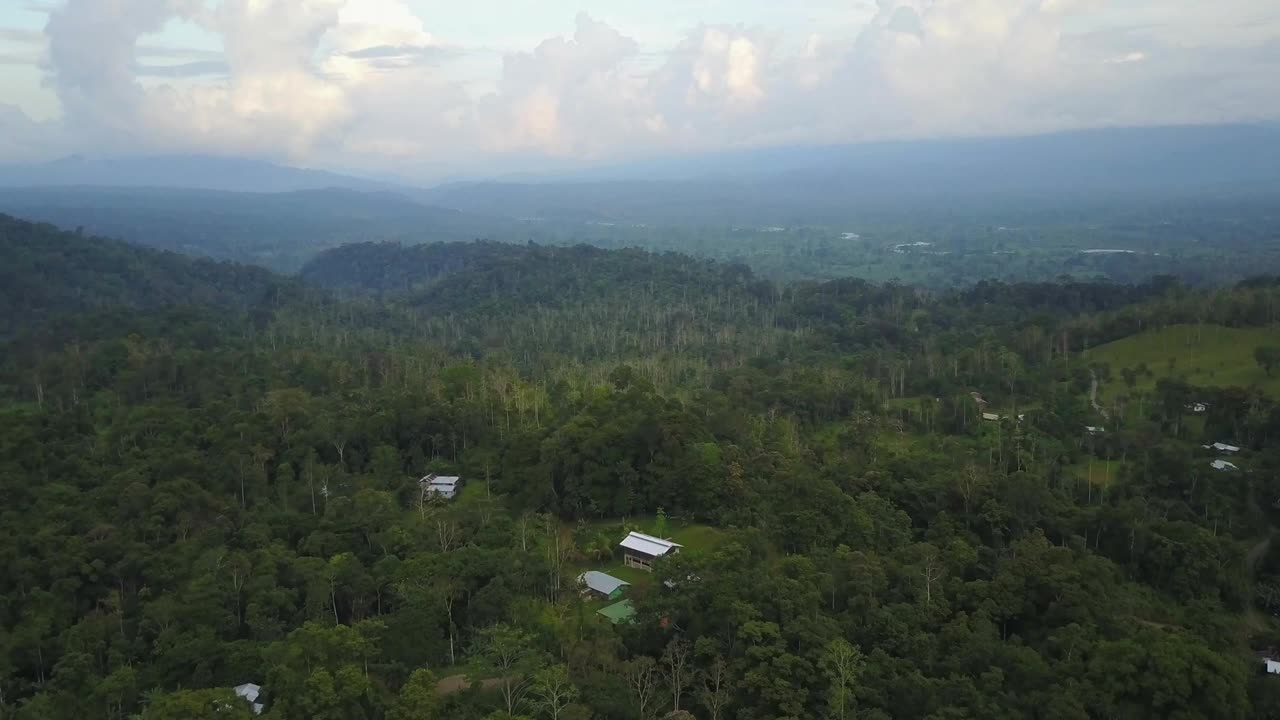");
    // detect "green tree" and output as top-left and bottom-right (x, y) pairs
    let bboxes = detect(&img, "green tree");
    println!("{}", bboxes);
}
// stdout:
(388, 669), (440, 720)
(471, 624), (543, 717)
(821, 638), (864, 720)
(140, 689), (255, 720)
